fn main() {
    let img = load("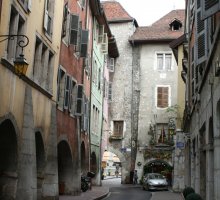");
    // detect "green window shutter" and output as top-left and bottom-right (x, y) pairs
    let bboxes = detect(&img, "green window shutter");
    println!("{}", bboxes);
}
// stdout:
(101, 33), (108, 54)
(80, 30), (89, 57)
(70, 14), (79, 45)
